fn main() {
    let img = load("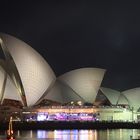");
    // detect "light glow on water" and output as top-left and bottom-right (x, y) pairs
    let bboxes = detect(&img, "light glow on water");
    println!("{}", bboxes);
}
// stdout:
(0, 129), (140, 140)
